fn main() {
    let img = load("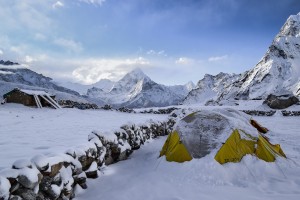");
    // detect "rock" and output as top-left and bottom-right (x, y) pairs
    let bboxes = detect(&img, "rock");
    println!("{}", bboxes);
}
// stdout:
(31, 155), (49, 172)
(101, 104), (112, 110)
(74, 173), (86, 186)
(0, 177), (10, 200)
(14, 188), (36, 200)
(12, 159), (32, 169)
(8, 195), (22, 200)
(78, 156), (95, 171)
(39, 177), (60, 199)
(85, 162), (98, 179)
(43, 163), (63, 178)
(18, 168), (40, 189)
(264, 94), (299, 109)
(9, 181), (19, 194)
(281, 110), (300, 116)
